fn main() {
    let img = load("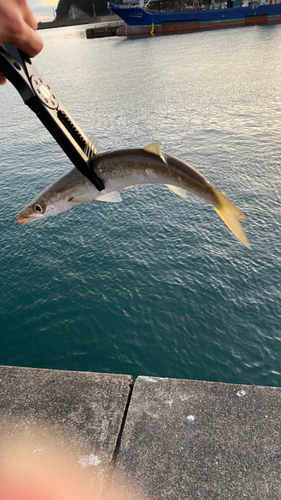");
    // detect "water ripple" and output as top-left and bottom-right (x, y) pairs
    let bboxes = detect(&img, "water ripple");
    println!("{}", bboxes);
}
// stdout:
(0, 24), (281, 385)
